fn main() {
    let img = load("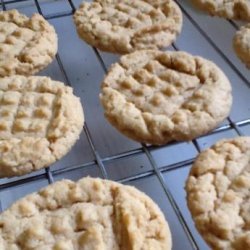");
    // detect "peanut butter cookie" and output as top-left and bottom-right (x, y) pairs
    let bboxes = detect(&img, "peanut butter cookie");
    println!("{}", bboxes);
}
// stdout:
(233, 23), (250, 69)
(0, 75), (84, 177)
(191, 0), (250, 21)
(186, 137), (250, 250)
(100, 50), (232, 145)
(0, 177), (172, 249)
(74, 0), (182, 54)
(0, 9), (57, 76)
